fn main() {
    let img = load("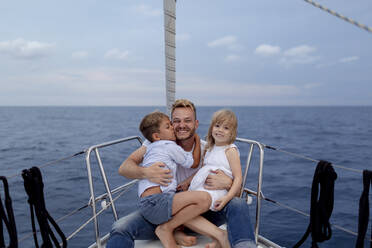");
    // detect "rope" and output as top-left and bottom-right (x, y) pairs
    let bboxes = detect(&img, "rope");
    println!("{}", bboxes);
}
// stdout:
(303, 0), (372, 34)
(64, 182), (134, 242)
(0, 176), (18, 248)
(293, 160), (337, 248)
(264, 145), (364, 174)
(244, 188), (372, 241)
(6, 151), (85, 180)
(22, 167), (67, 248)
